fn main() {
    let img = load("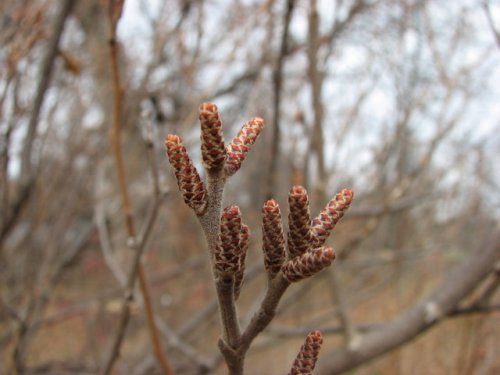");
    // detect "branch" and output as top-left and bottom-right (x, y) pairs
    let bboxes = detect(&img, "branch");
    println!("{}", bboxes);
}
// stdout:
(268, 303), (500, 339)
(265, 0), (296, 200)
(101, 2), (174, 374)
(154, 316), (213, 372)
(483, 0), (500, 50)
(0, 180), (33, 253)
(317, 230), (500, 374)
(448, 304), (500, 317)
(10, 221), (92, 373)
(0, 256), (202, 352)
(239, 274), (290, 351)
(20, 0), (75, 181)
(348, 194), (429, 218)
(94, 165), (127, 287)
(165, 104), (351, 375)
